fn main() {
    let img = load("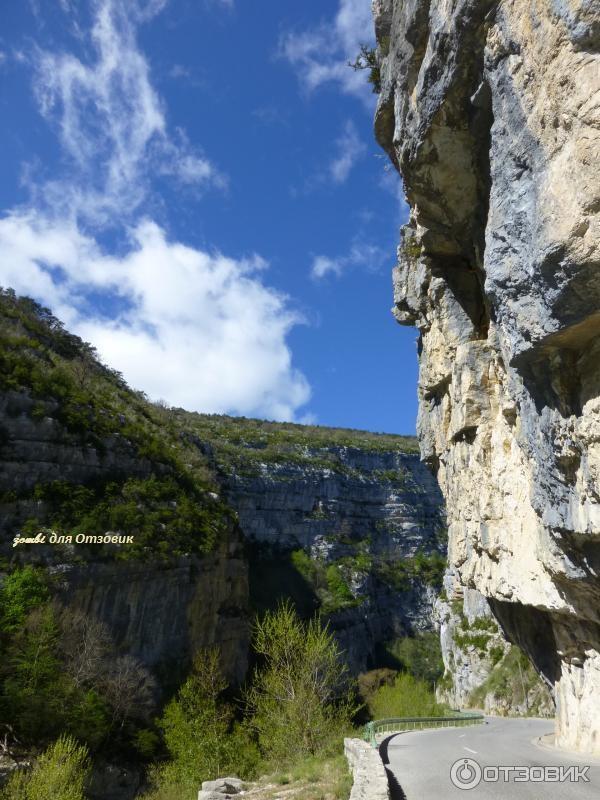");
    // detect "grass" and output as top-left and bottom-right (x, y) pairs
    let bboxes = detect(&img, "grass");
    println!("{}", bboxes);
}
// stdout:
(170, 407), (419, 477)
(469, 645), (553, 716)
(256, 754), (352, 800)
